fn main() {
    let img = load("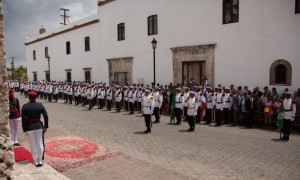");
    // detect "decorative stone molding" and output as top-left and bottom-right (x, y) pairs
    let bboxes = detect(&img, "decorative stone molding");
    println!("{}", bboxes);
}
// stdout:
(65, 69), (72, 72)
(107, 57), (133, 85)
(170, 44), (216, 86)
(83, 68), (92, 71)
(269, 59), (292, 86)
